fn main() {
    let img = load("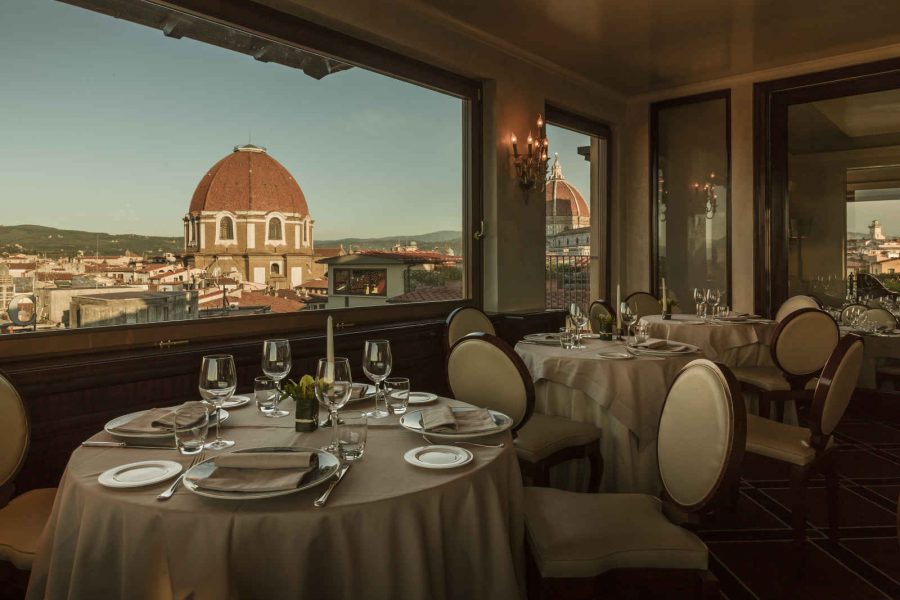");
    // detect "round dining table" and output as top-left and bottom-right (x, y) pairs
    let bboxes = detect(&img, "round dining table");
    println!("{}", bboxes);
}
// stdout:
(640, 314), (778, 367)
(27, 397), (524, 600)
